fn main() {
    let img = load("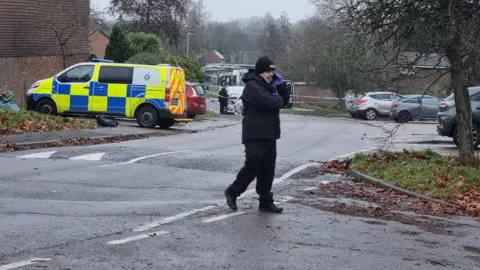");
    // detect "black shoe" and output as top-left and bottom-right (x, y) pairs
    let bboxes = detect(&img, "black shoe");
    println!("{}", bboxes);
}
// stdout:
(259, 203), (283, 213)
(224, 190), (238, 211)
